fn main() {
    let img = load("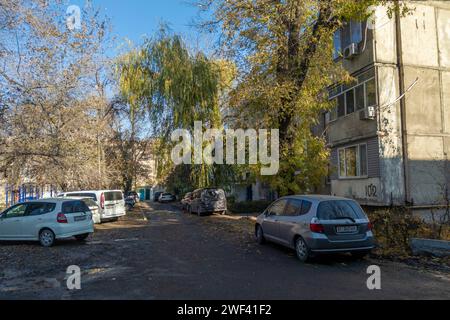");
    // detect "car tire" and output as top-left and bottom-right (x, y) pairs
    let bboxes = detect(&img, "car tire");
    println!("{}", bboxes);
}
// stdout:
(295, 237), (311, 263)
(351, 250), (371, 260)
(39, 229), (55, 247)
(75, 234), (90, 242)
(256, 225), (266, 245)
